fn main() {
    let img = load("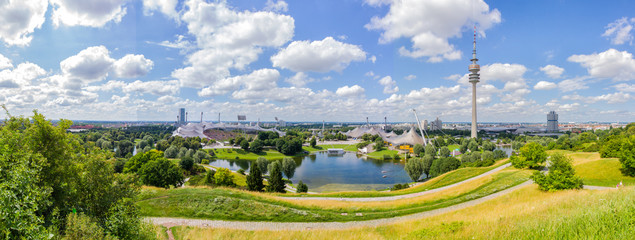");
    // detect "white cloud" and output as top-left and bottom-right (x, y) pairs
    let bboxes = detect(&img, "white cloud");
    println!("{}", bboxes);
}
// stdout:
(271, 37), (366, 73)
(540, 65), (564, 79)
(336, 85), (365, 97)
(378, 76), (399, 94)
(113, 54), (154, 78)
(0, 54), (12, 69)
(92, 80), (179, 96)
(602, 17), (635, 45)
(60, 46), (115, 83)
(51, 0), (128, 28)
(364, 0), (392, 7)
(365, 0), (500, 62)
(563, 92), (632, 104)
(285, 72), (314, 87)
(568, 49), (635, 81)
(198, 68), (279, 98)
(174, 0), (294, 87)
(264, 0), (288, 12)
(143, 0), (179, 20)
(369, 55), (377, 63)
(558, 77), (590, 92)
(404, 74), (416, 80)
(613, 83), (635, 92)
(534, 81), (557, 90)
(0, 62), (46, 88)
(0, 0), (47, 46)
